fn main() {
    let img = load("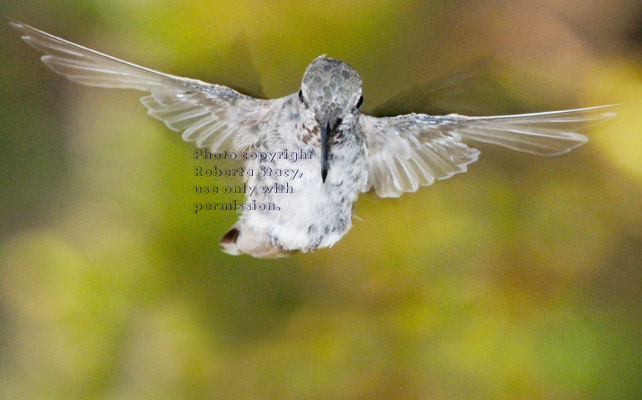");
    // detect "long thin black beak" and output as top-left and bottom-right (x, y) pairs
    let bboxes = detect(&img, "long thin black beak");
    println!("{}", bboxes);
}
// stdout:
(320, 122), (332, 183)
